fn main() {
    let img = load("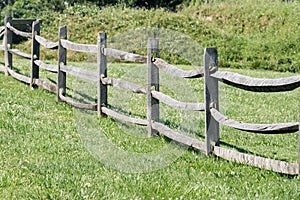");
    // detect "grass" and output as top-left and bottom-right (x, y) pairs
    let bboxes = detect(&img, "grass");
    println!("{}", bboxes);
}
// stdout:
(0, 59), (299, 199)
